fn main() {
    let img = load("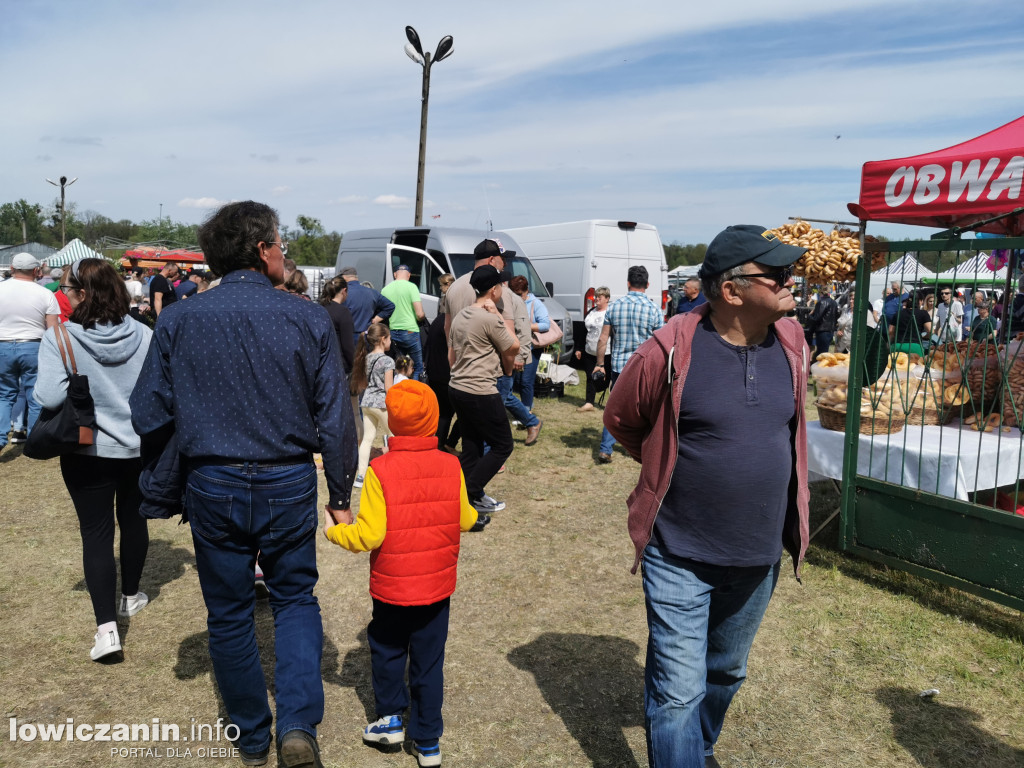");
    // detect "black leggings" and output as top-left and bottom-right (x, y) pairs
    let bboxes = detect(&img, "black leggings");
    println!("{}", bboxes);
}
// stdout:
(60, 454), (149, 626)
